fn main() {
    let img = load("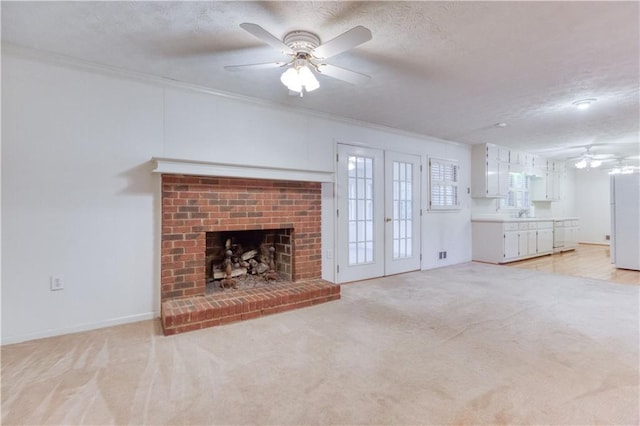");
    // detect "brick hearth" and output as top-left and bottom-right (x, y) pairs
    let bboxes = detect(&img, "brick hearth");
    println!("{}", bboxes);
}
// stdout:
(162, 279), (339, 335)
(160, 175), (339, 335)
